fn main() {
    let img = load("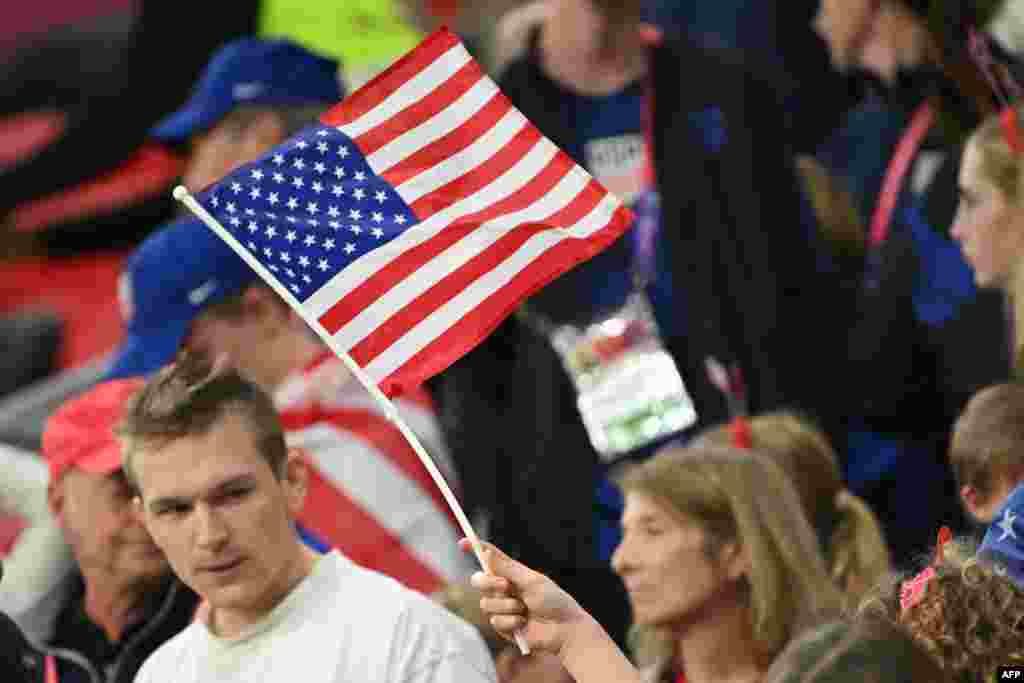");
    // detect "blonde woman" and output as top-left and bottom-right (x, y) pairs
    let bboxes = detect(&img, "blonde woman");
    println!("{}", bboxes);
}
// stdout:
(699, 413), (891, 605)
(466, 444), (842, 683)
(952, 101), (1024, 369)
